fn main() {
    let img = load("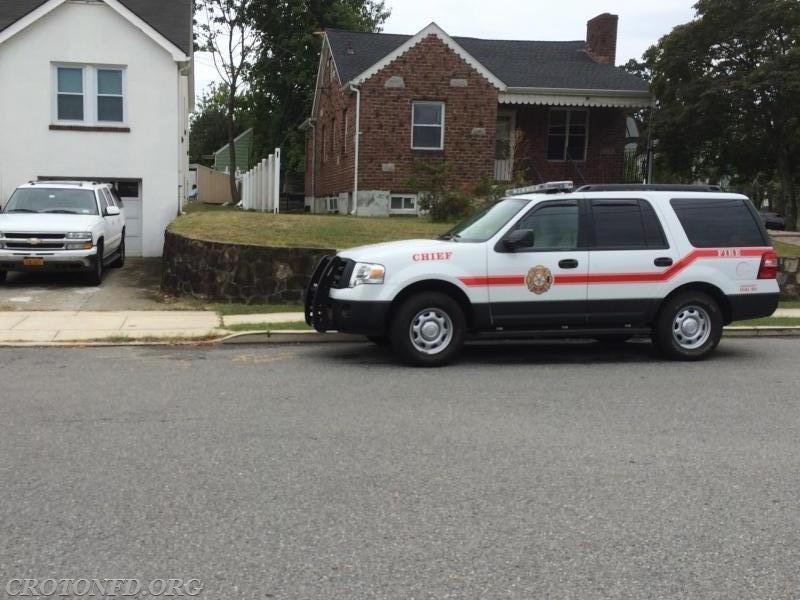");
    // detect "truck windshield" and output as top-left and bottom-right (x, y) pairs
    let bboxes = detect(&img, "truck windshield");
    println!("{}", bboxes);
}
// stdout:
(4, 188), (99, 215)
(440, 198), (529, 242)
